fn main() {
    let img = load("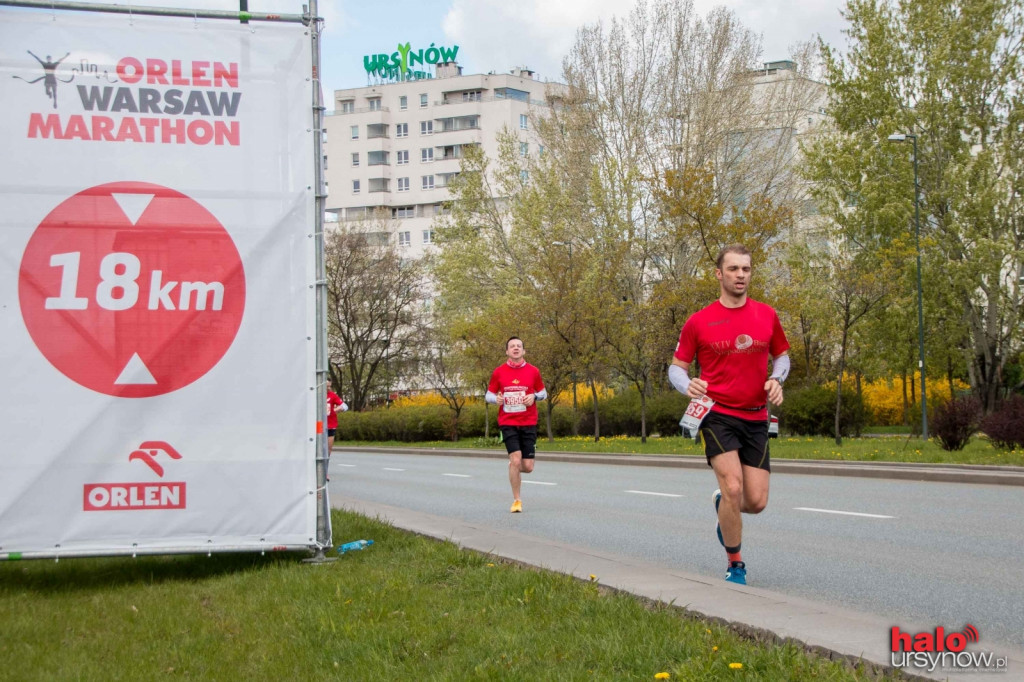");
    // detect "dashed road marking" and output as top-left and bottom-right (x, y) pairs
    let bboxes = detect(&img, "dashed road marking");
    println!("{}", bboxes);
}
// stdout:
(625, 490), (683, 498)
(794, 507), (894, 519)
